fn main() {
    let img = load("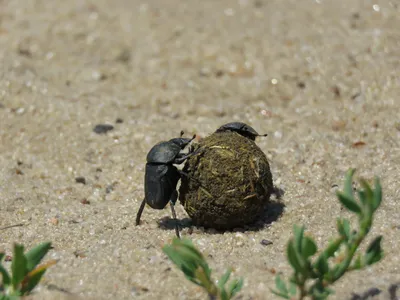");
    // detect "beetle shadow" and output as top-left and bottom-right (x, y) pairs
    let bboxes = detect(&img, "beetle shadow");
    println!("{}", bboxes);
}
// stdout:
(157, 198), (285, 235)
